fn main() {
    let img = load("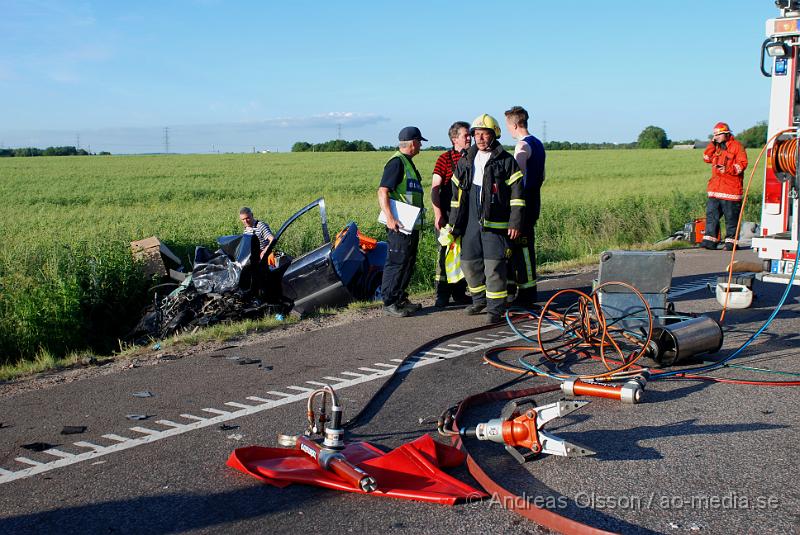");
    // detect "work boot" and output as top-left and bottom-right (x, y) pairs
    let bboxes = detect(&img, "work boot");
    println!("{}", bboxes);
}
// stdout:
(464, 301), (486, 315)
(398, 297), (422, 312)
(486, 313), (502, 324)
(514, 288), (538, 309)
(723, 242), (734, 251)
(383, 303), (410, 317)
(433, 286), (450, 308)
(451, 281), (471, 304)
(699, 239), (717, 250)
